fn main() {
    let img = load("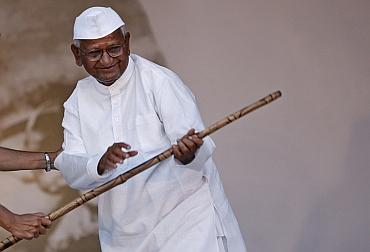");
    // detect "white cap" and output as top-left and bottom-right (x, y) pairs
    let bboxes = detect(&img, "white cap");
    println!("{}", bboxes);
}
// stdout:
(73, 7), (125, 40)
